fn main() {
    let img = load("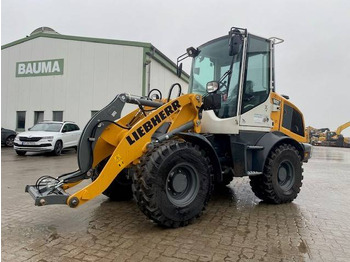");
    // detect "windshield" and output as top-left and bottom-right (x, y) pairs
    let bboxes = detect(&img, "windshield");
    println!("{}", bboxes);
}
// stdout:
(30, 123), (62, 132)
(189, 36), (243, 118)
